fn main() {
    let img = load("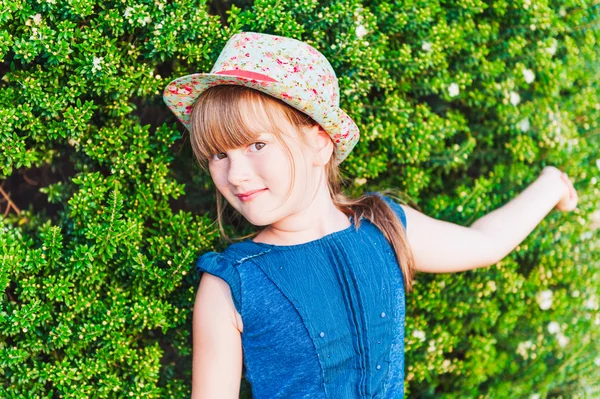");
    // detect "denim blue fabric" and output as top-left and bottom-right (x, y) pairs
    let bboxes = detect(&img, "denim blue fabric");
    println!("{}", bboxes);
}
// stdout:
(196, 194), (407, 398)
